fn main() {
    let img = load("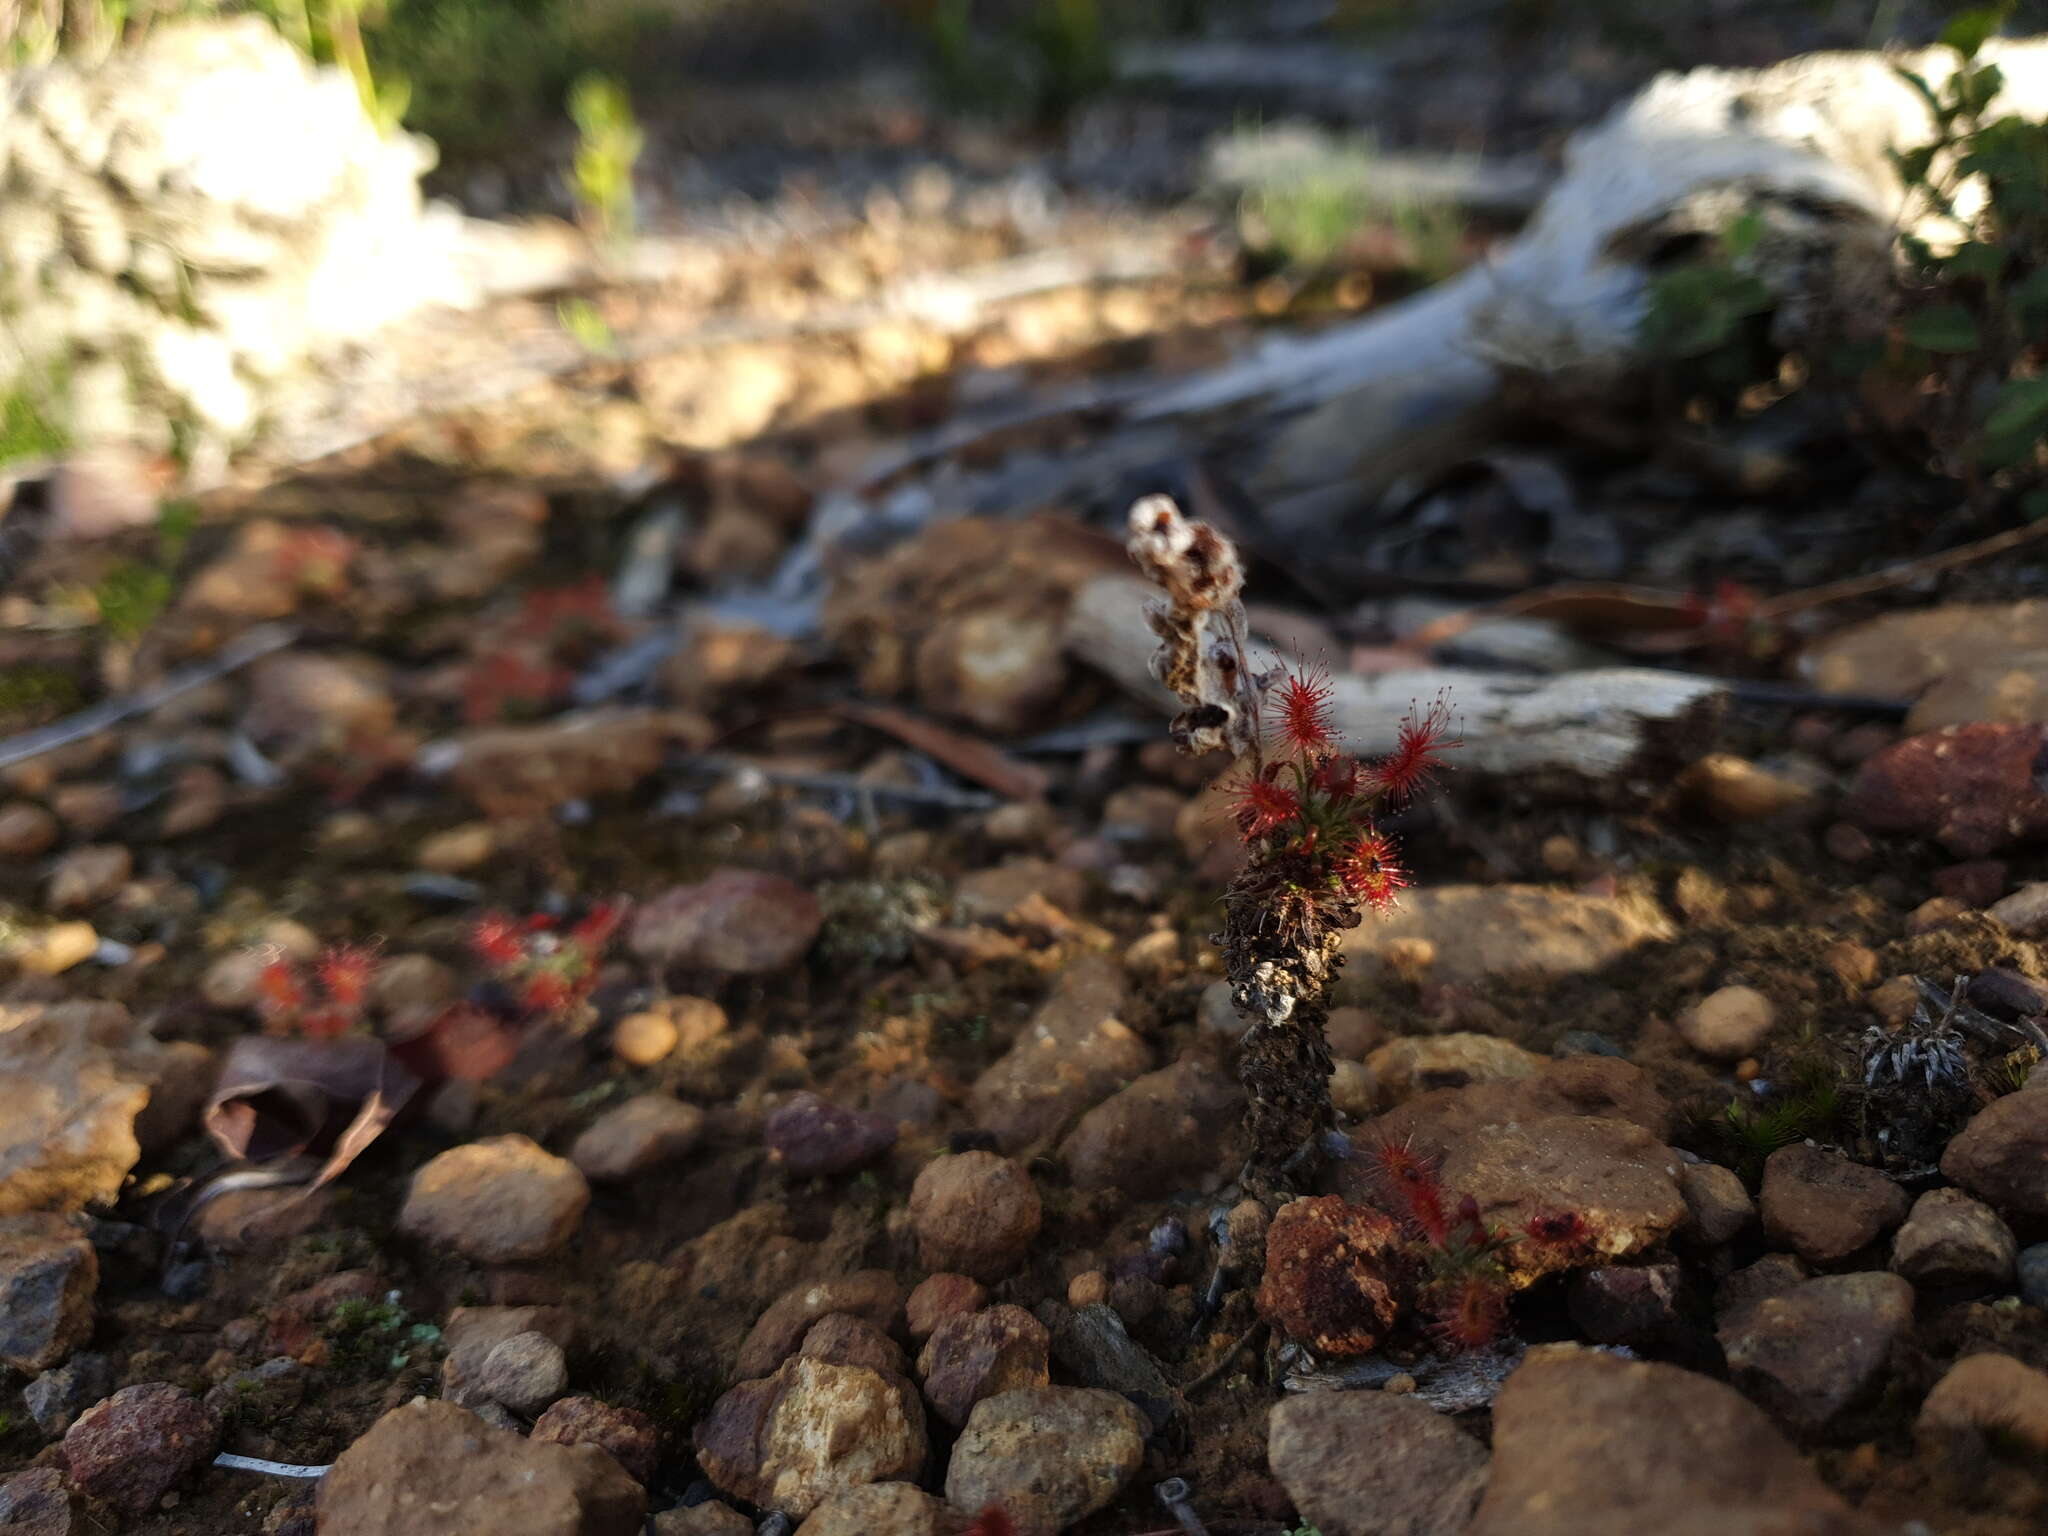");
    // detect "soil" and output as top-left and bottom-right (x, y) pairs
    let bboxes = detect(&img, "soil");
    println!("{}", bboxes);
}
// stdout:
(5, 5), (2048, 1534)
